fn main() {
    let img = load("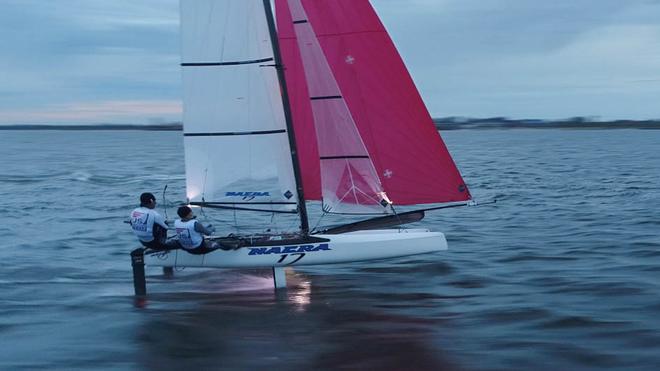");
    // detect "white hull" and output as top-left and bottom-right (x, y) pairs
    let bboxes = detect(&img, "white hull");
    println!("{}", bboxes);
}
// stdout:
(144, 229), (447, 269)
